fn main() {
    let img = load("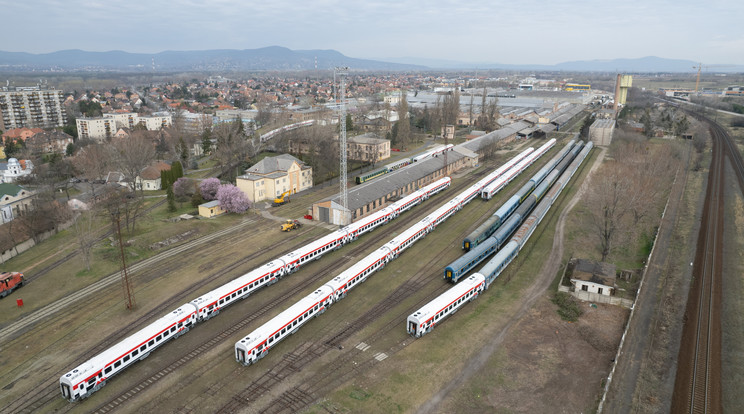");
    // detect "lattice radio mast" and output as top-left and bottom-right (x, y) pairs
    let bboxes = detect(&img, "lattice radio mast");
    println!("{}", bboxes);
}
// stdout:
(335, 66), (349, 217)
